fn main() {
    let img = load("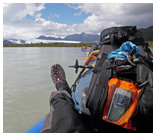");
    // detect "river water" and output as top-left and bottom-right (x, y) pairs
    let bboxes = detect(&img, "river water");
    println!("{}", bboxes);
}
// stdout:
(3, 47), (153, 133)
(3, 47), (89, 133)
